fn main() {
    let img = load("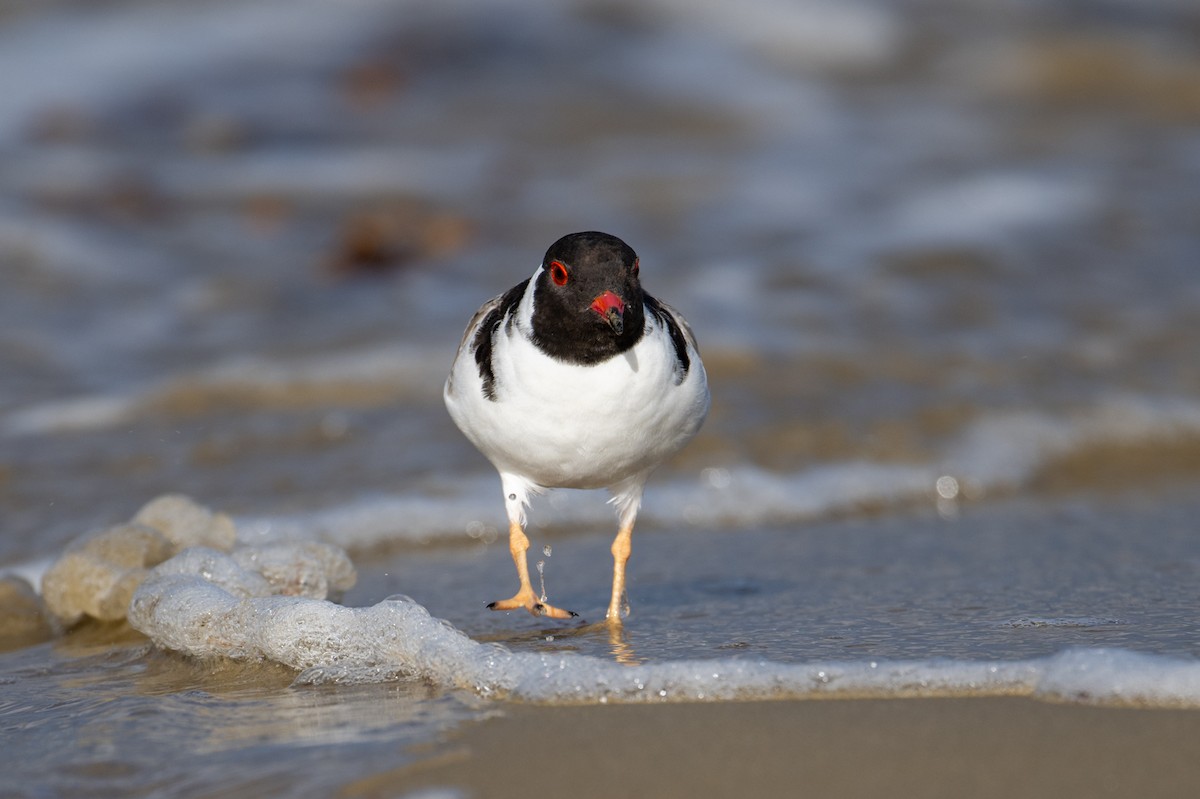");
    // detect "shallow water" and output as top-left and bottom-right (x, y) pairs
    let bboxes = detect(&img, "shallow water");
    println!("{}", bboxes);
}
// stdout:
(0, 632), (484, 798)
(354, 494), (1200, 664)
(3, 0), (1200, 795)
